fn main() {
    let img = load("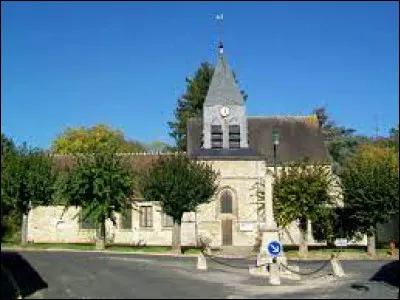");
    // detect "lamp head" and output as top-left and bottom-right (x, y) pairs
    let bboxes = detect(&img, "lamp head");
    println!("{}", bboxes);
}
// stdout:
(272, 129), (280, 146)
